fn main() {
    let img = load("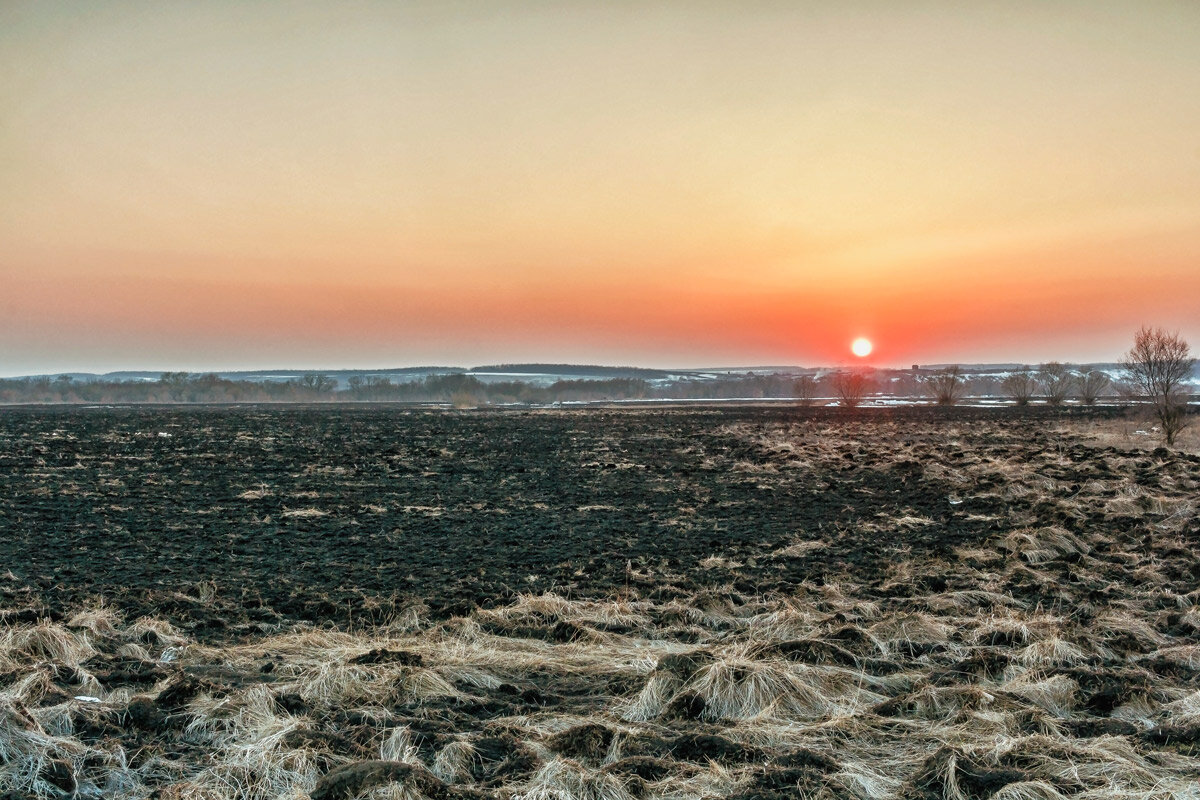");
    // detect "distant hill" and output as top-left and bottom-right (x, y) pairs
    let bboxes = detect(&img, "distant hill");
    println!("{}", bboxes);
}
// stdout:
(19, 367), (466, 385)
(17, 364), (700, 384)
(468, 363), (675, 379)
(6, 359), (1197, 406)
(11, 361), (1195, 387)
